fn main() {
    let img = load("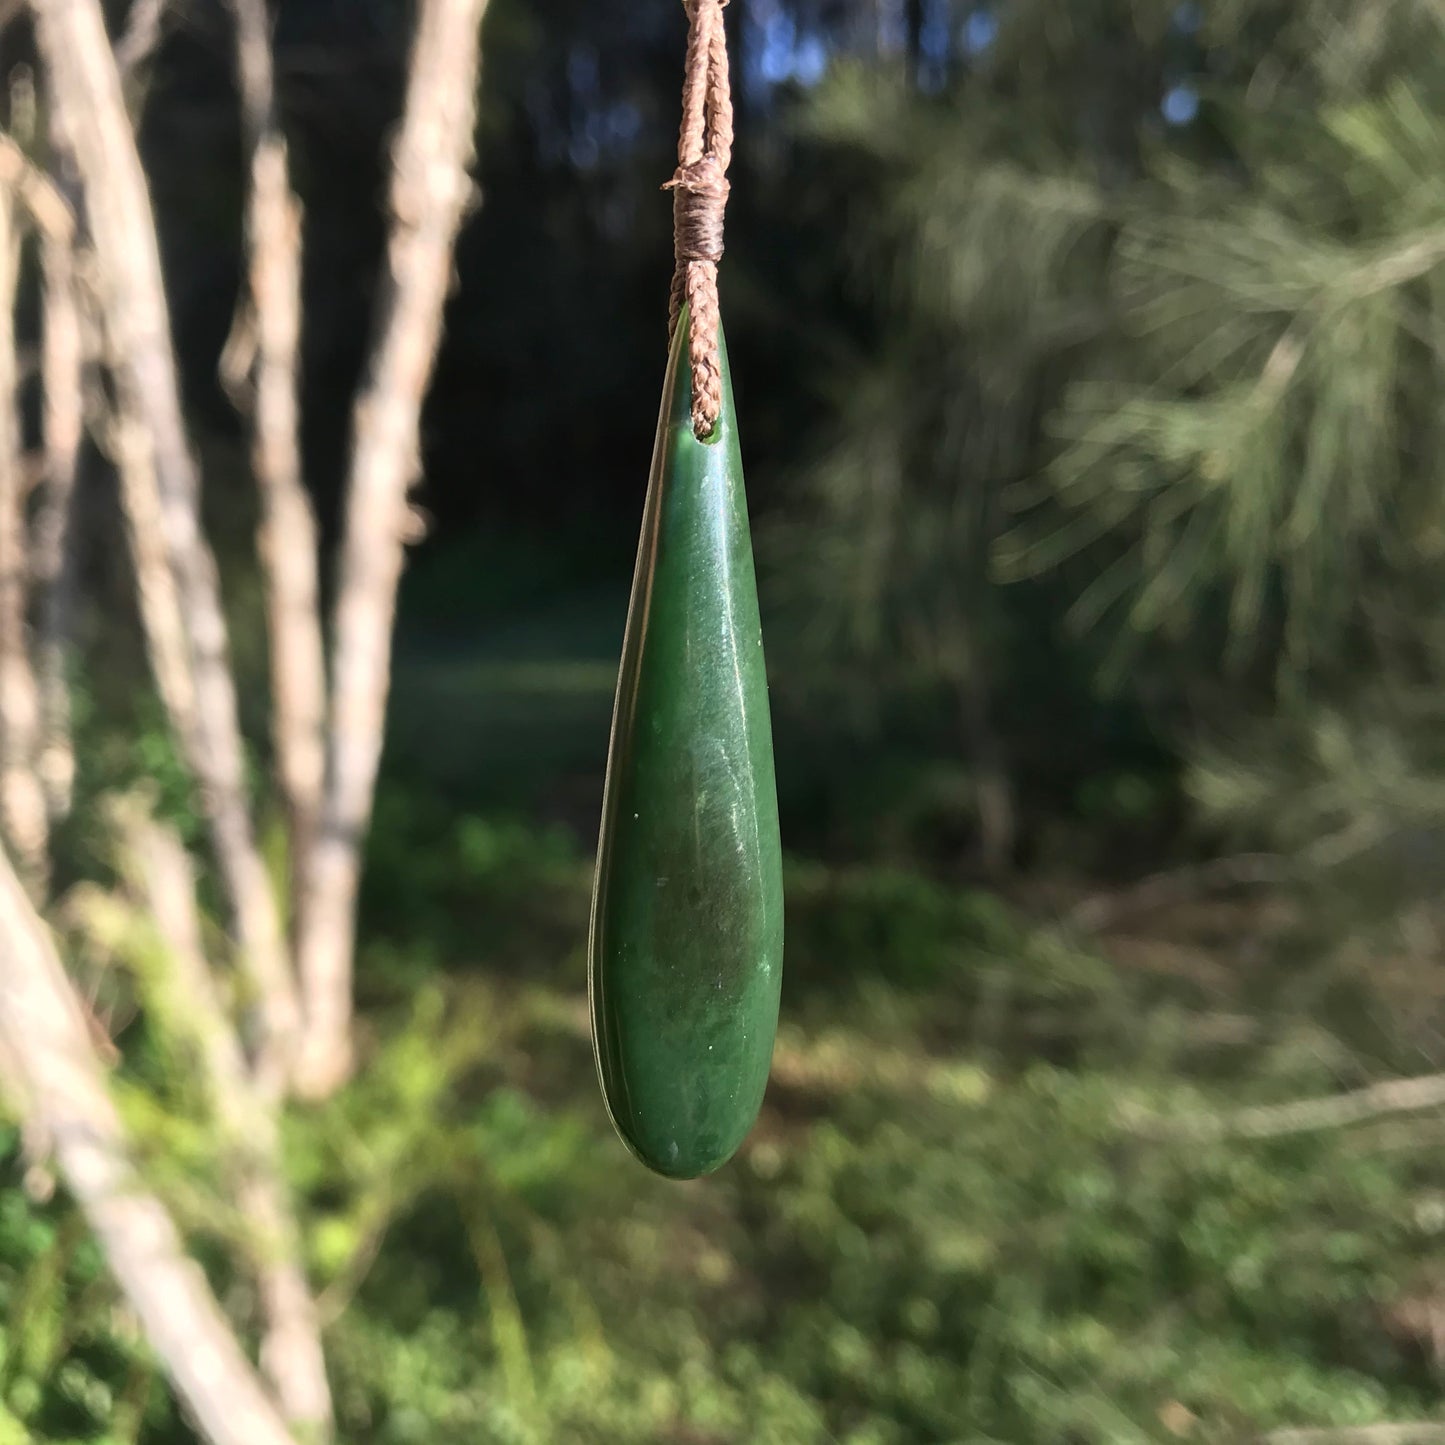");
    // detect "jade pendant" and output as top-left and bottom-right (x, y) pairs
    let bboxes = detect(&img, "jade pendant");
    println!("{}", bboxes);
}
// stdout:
(588, 307), (784, 1179)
